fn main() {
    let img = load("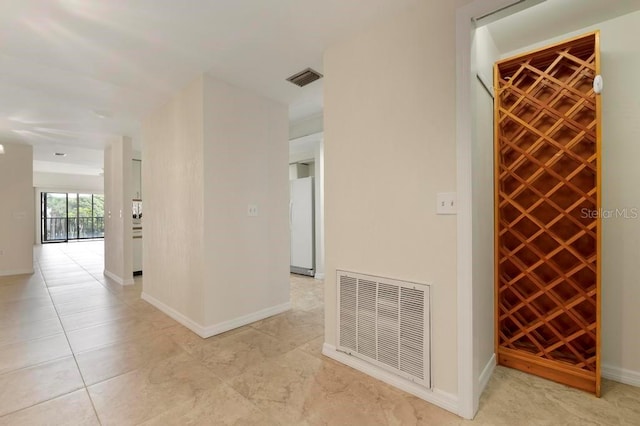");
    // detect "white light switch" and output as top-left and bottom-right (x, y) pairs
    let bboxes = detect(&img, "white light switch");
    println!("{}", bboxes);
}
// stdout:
(247, 204), (258, 217)
(436, 192), (457, 215)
